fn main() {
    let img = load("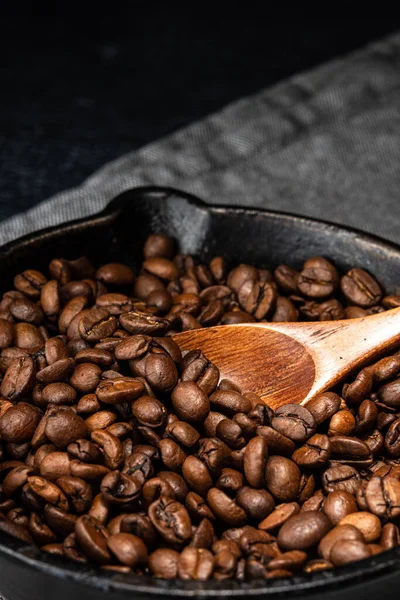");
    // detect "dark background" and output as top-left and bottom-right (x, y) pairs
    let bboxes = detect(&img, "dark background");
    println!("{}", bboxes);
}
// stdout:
(1, 9), (399, 222)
